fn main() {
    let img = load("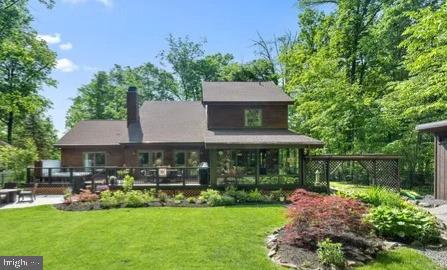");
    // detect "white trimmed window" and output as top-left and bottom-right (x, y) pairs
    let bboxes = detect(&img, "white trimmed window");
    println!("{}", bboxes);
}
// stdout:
(139, 151), (164, 167)
(83, 152), (106, 167)
(244, 109), (262, 127)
